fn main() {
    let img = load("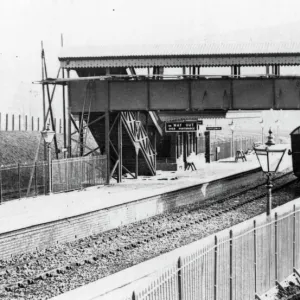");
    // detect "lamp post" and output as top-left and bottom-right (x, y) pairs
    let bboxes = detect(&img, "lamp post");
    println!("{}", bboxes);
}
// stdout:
(229, 120), (235, 158)
(253, 128), (286, 215)
(259, 119), (264, 144)
(41, 124), (56, 194)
